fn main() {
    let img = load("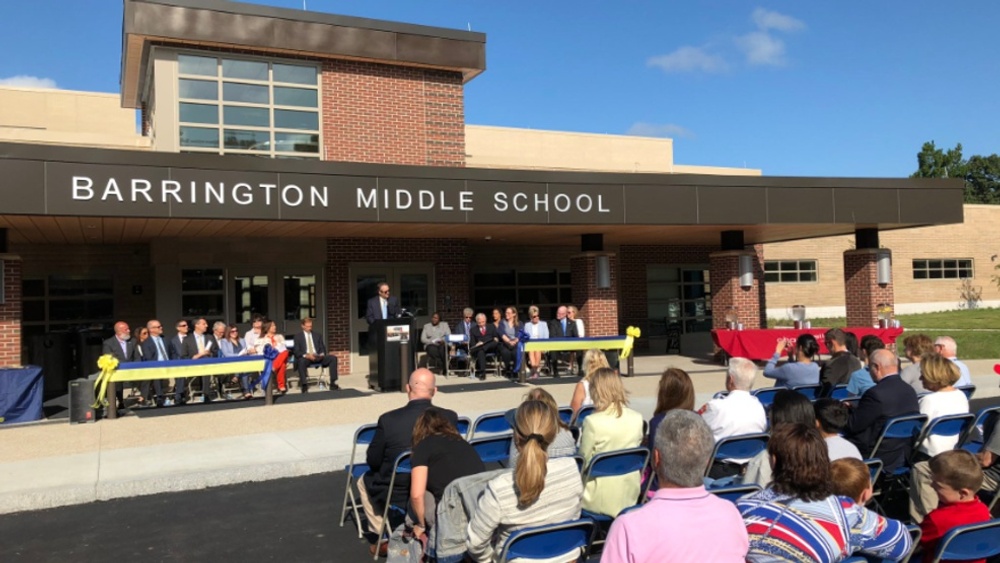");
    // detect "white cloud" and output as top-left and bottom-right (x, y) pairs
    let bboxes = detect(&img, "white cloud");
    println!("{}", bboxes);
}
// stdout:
(735, 31), (788, 66)
(626, 122), (694, 139)
(751, 7), (806, 32)
(0, 75), (58, 89)
(647, 46), (728, 74)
